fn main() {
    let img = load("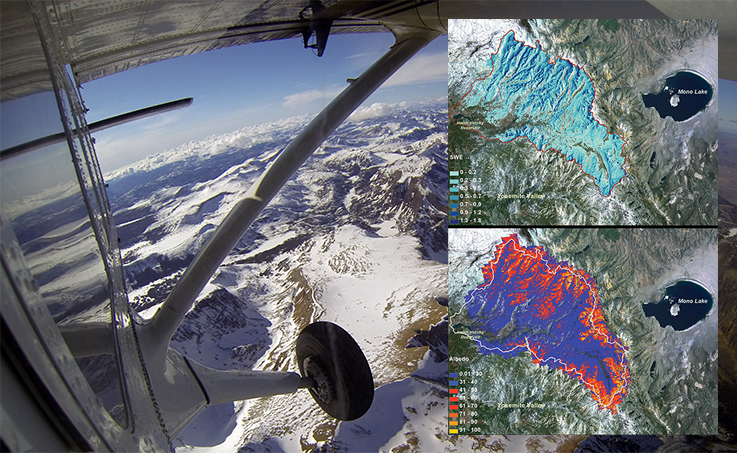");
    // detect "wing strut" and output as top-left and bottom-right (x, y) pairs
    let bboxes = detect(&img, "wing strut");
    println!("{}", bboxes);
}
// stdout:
(0, 98), (193, 160)
(139, 29), (441, 368)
